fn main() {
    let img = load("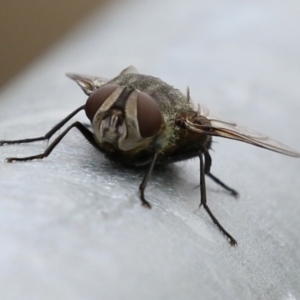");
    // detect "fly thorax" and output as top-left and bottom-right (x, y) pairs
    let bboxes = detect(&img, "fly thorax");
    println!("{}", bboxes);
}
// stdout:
(85, 84), (163, 152)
